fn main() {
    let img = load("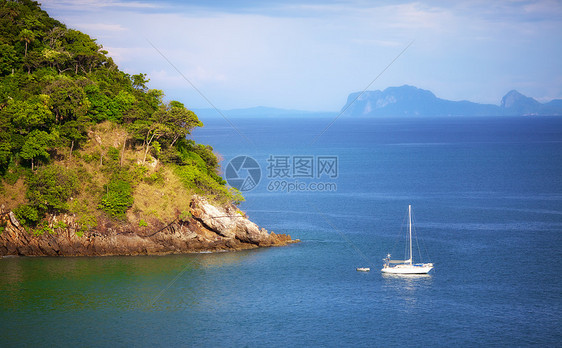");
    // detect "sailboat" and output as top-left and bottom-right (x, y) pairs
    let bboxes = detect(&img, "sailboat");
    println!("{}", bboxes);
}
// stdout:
(381, 205), (434, 274)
